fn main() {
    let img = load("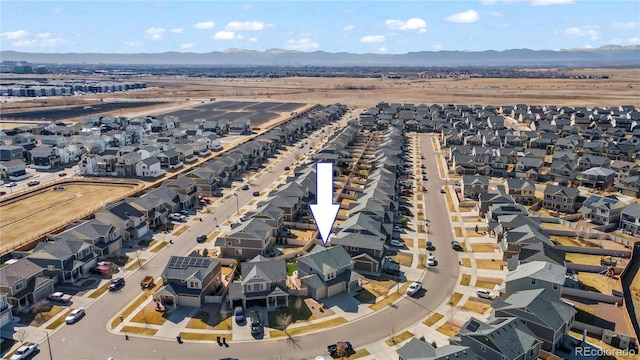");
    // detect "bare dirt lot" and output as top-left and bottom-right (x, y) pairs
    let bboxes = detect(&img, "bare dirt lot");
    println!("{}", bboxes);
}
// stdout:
(0, 182), (138, 253)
